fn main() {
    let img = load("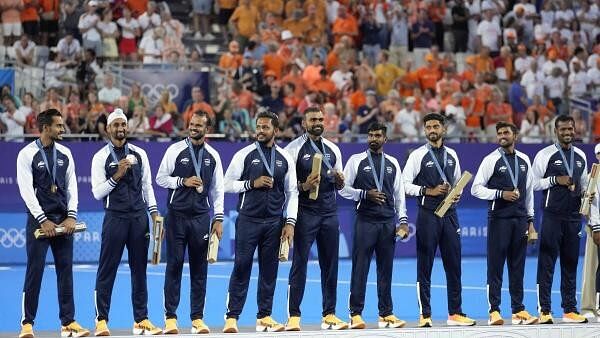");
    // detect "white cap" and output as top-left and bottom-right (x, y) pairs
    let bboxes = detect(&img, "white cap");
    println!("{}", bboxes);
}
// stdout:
(88, 0), (98, 6)
(107, 108), (127, 126)
(595, 143), (600, 154)
(405, 96), (416, 104)
(281, 30), (293, 41)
